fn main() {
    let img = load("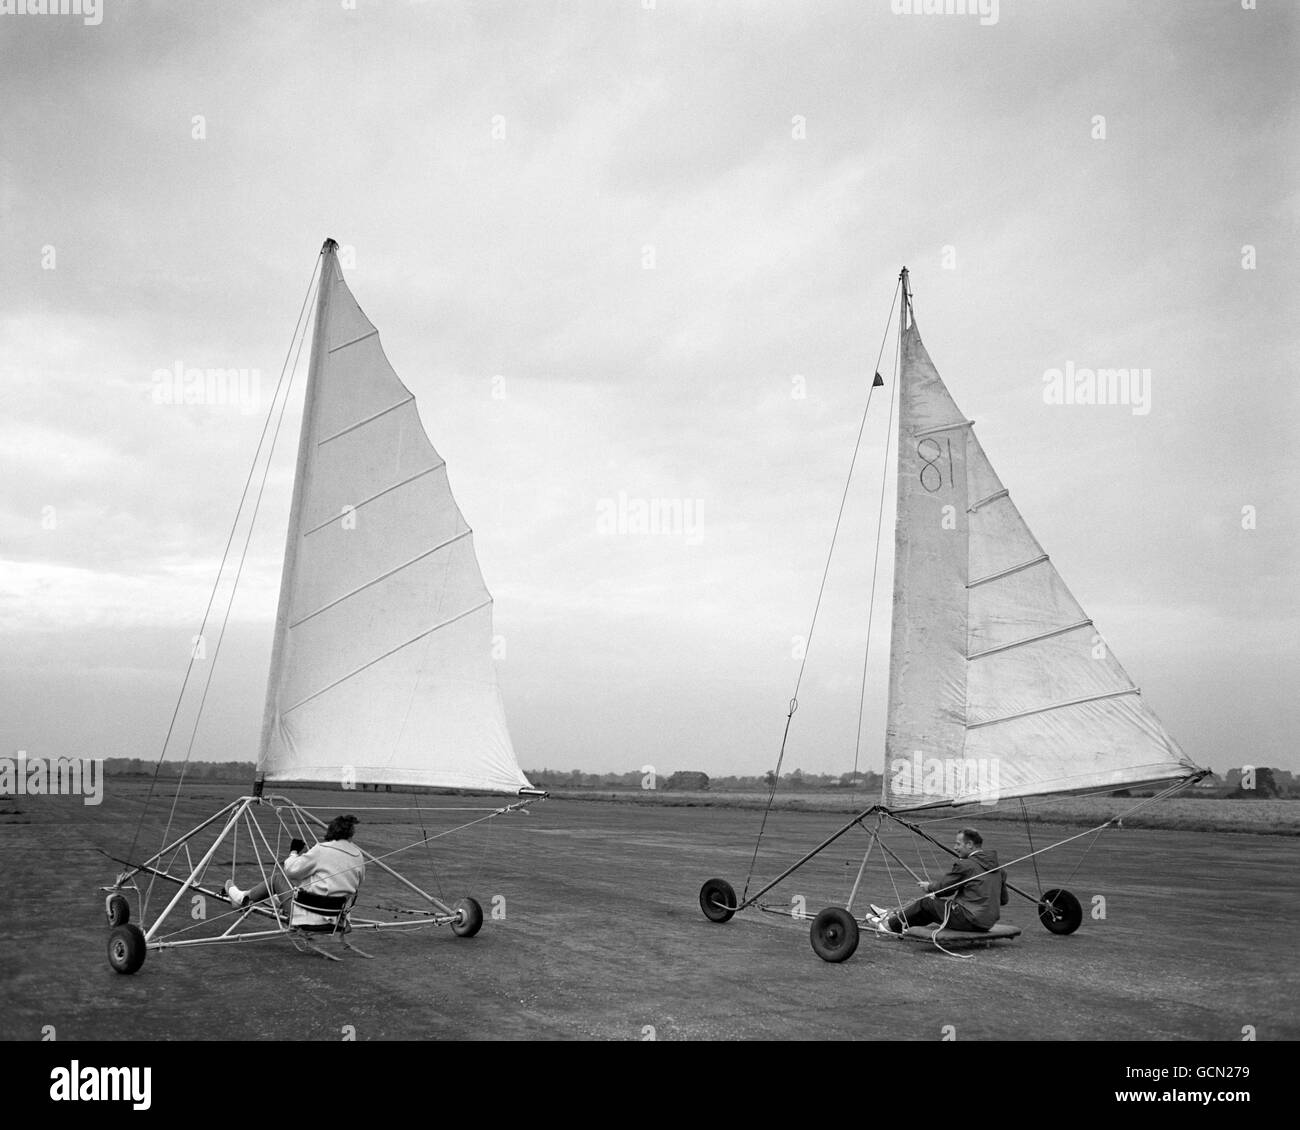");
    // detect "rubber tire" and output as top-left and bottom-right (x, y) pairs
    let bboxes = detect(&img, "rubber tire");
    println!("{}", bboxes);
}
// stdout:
(106, 895), (130, 927)
(1038, 888), (1083, 935)
(698, 877), (737, 924)
(810, 906), (860, 963)
(107, 924), (147, 975)
(451, 897), (483, 938)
